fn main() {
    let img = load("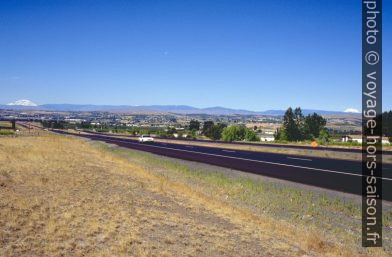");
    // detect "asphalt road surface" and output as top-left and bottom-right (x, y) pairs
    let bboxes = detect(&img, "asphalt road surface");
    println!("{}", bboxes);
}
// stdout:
(80, 129), (392, 155)
(53, 130), (392, 201)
